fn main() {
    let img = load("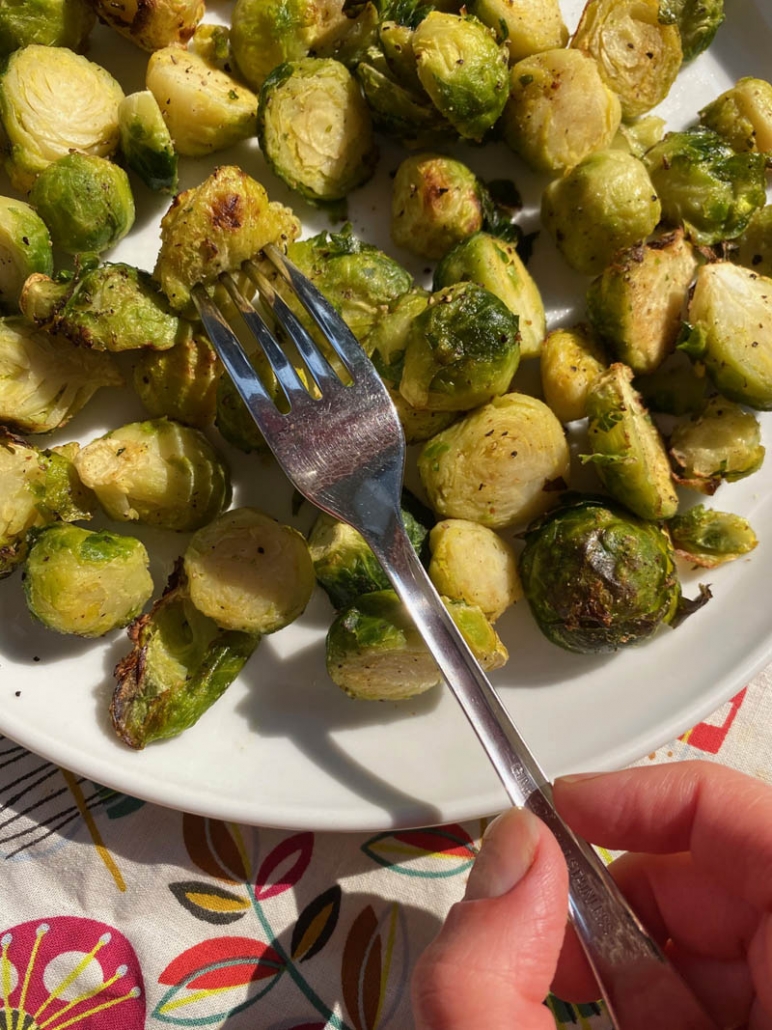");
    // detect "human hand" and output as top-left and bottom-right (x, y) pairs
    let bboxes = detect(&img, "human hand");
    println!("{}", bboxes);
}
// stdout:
(411, 761), (772, 1030)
